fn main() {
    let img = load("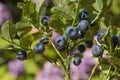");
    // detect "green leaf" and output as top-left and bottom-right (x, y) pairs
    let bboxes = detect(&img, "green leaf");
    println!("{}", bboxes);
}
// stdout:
(49, 14), (66, 34)
(51, 5), (74, 20)
(30, 11), (40, 27)
(93, 0), (103, 11)
(15, 21), (32, 31)
(17, 2), (25, 9)
(80, 0), (95, 8)
(1, 20), (16, 41)
(35, 0), (44, 13)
